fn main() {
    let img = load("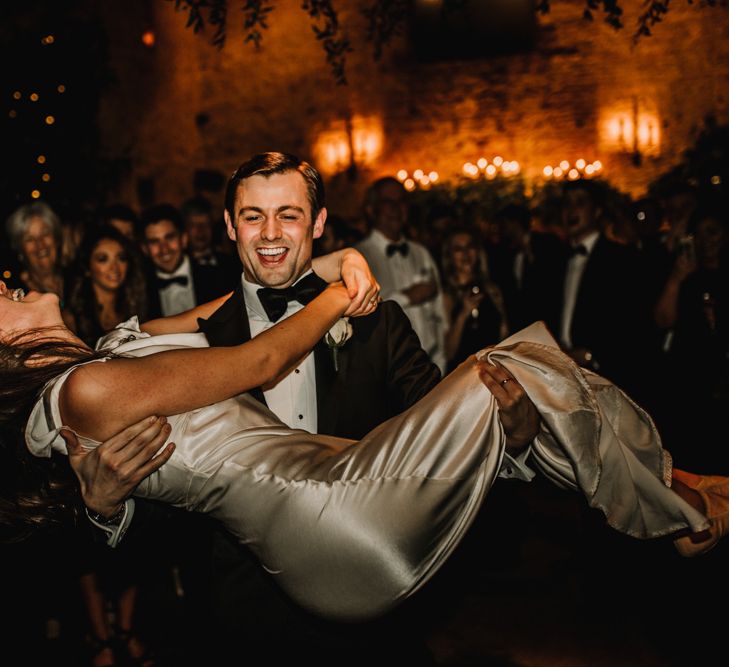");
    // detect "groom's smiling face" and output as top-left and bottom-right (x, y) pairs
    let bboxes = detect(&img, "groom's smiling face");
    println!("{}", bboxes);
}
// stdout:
(225, 171), (327, 288)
